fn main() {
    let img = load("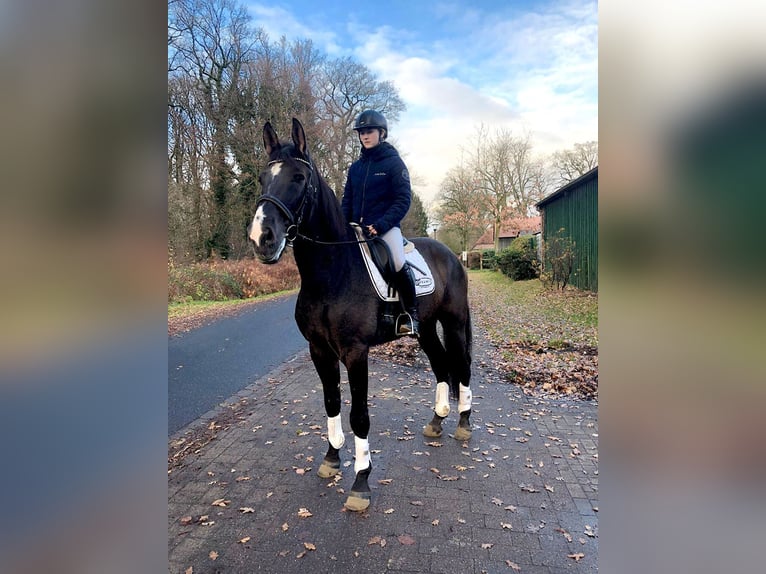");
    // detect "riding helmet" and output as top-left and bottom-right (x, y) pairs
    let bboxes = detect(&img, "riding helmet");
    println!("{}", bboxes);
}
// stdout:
(354, 110), (388, 137)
